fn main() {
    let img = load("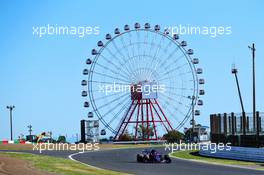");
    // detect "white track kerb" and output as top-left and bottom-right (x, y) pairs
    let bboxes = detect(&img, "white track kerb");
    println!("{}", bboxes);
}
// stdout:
(67, 146), (163, 171)
(68, 151), (104, 170)
(68, 147), (145, 170)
